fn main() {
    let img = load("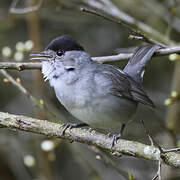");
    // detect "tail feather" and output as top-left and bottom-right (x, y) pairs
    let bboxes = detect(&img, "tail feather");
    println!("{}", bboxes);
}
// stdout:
(123, 45), (159, 83)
